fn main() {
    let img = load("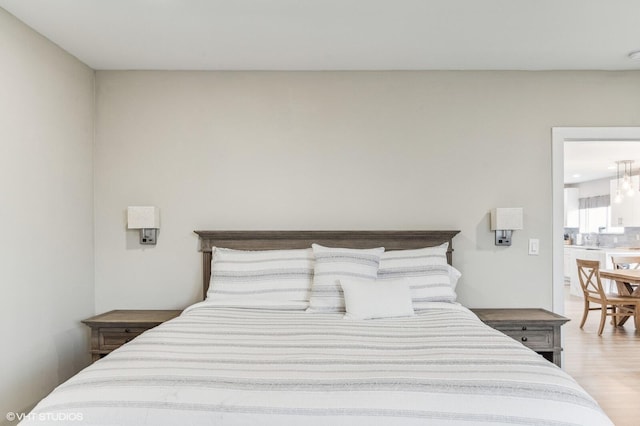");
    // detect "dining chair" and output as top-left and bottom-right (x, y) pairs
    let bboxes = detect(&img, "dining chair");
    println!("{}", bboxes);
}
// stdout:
(609, 255), (640, 326)
(610, 255), (640, 292)
(610, 255), (640, 269)
(576, 259), (640, 335)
